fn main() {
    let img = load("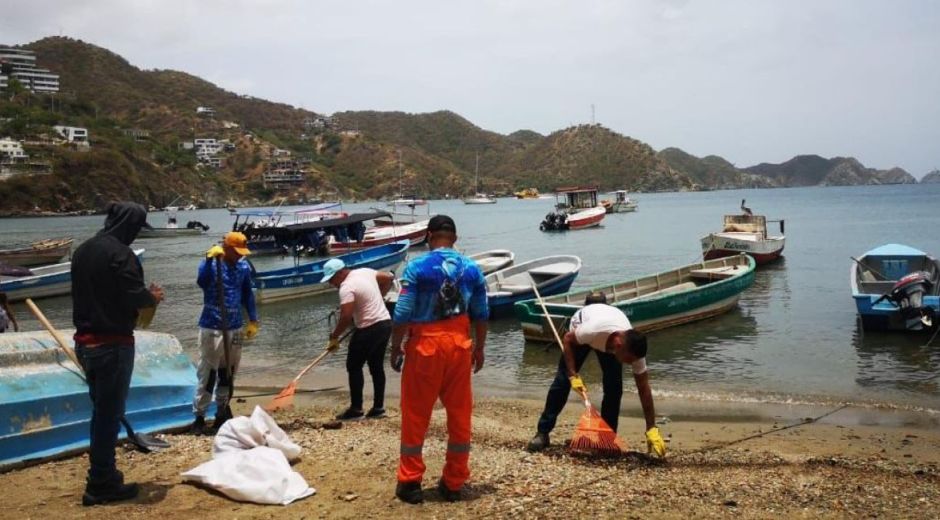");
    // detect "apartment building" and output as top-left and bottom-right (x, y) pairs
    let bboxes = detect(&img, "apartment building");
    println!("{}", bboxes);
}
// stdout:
(0, 47), (60, 94)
